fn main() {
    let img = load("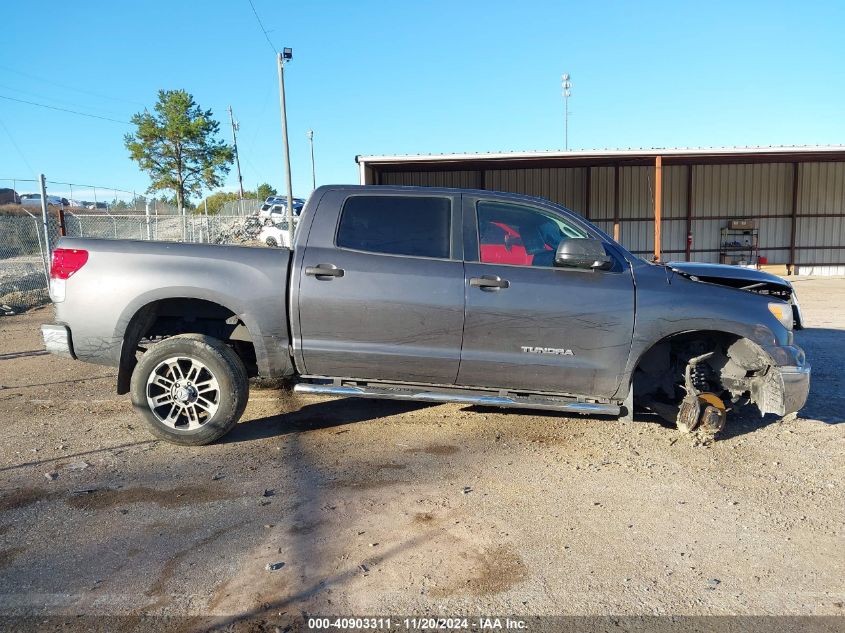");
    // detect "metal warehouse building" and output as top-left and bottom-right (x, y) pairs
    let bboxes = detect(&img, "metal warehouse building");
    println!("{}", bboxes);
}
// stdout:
(356, 146), (845, 275)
